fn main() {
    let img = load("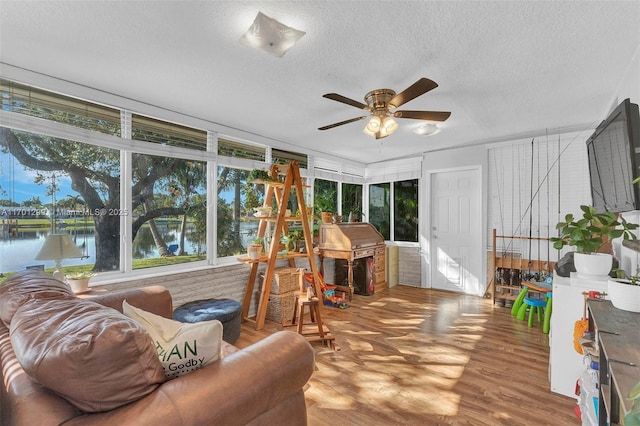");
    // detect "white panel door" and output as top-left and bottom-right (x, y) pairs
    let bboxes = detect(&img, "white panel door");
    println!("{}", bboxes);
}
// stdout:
(429, 168), (483, 295)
